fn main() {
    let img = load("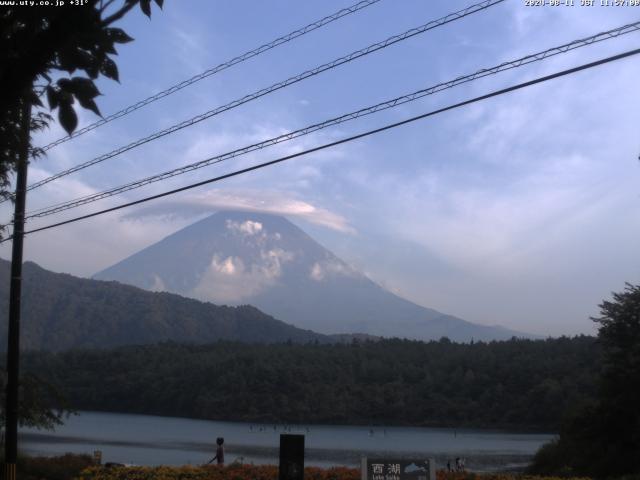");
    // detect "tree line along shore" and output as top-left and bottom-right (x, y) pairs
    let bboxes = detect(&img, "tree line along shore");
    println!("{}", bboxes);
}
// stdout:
(17, 335), (598, 431)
